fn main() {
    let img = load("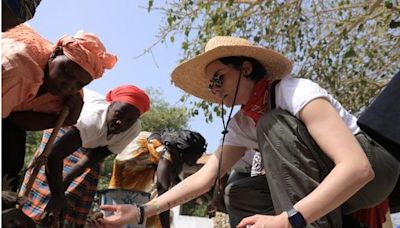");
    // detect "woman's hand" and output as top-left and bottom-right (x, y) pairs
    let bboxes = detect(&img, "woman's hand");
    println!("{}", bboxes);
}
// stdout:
(95, 204), (139, 227)
(64, 93), (84, 125)
(237, 212), (290, 228)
